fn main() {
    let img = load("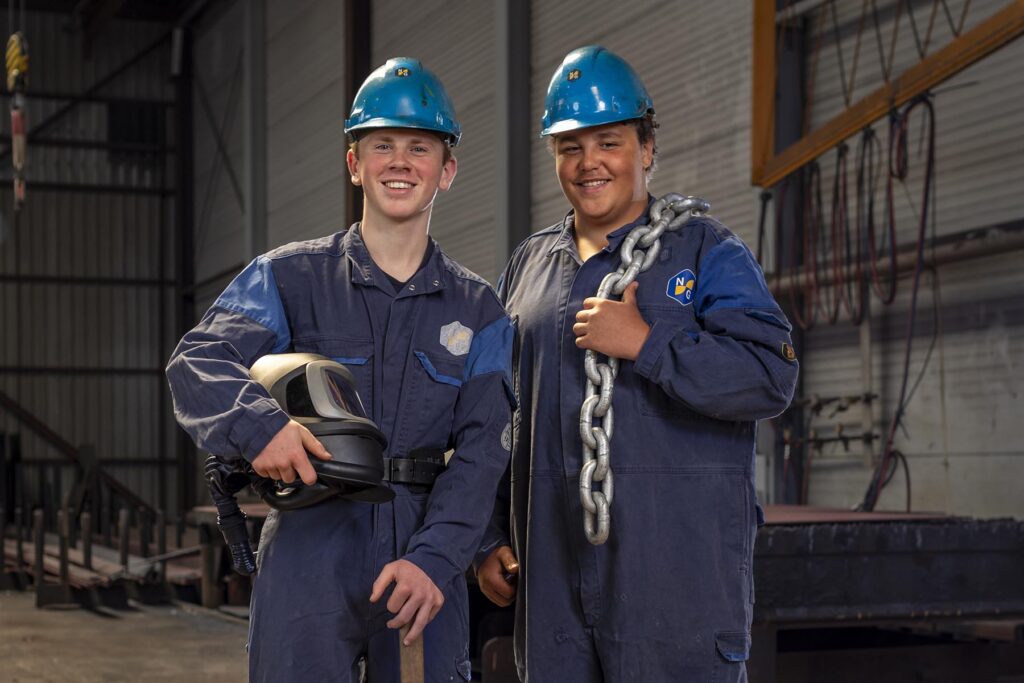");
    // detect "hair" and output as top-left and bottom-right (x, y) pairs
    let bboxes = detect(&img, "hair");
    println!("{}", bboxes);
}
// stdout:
(546, 111), (659, 179)
(348, 131), (454, 165)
